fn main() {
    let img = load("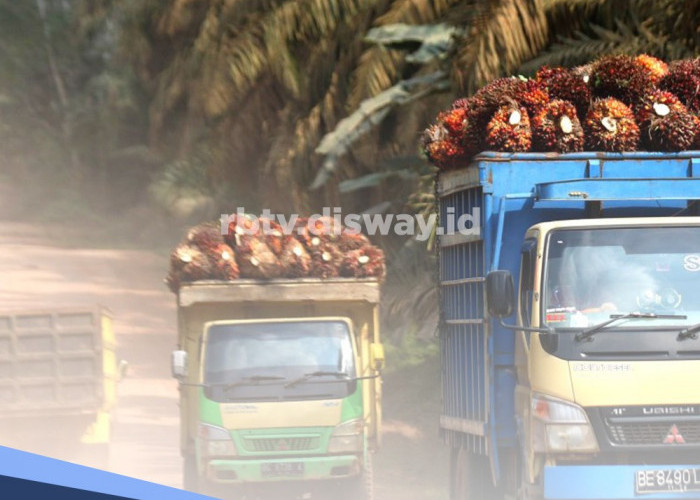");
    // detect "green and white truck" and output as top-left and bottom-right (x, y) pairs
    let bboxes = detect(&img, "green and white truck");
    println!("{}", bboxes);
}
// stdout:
(171, 278), (384, 499)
